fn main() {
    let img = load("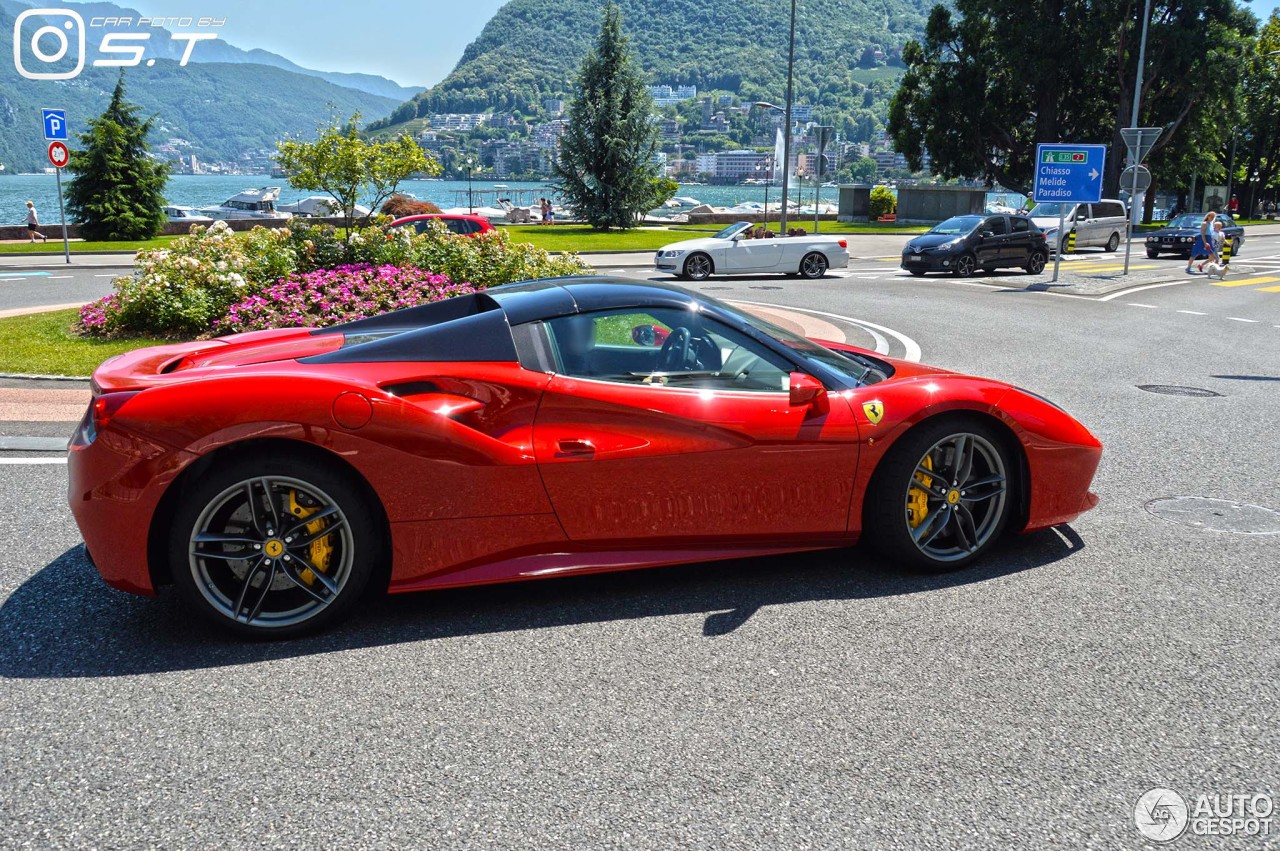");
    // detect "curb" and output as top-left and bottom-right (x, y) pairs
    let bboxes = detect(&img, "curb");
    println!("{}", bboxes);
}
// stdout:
(0, 372), (91, 381)
(0, 436), (68, 452)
